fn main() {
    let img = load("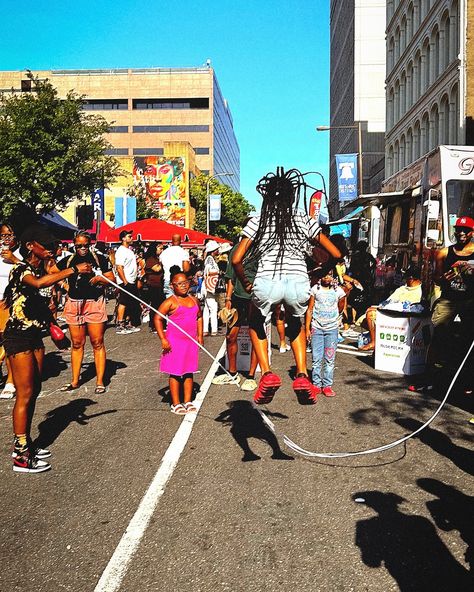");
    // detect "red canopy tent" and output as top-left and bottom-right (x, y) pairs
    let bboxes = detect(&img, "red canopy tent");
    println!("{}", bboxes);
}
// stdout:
(96, 220), (114, 242)
(101, 218), (229, 247)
